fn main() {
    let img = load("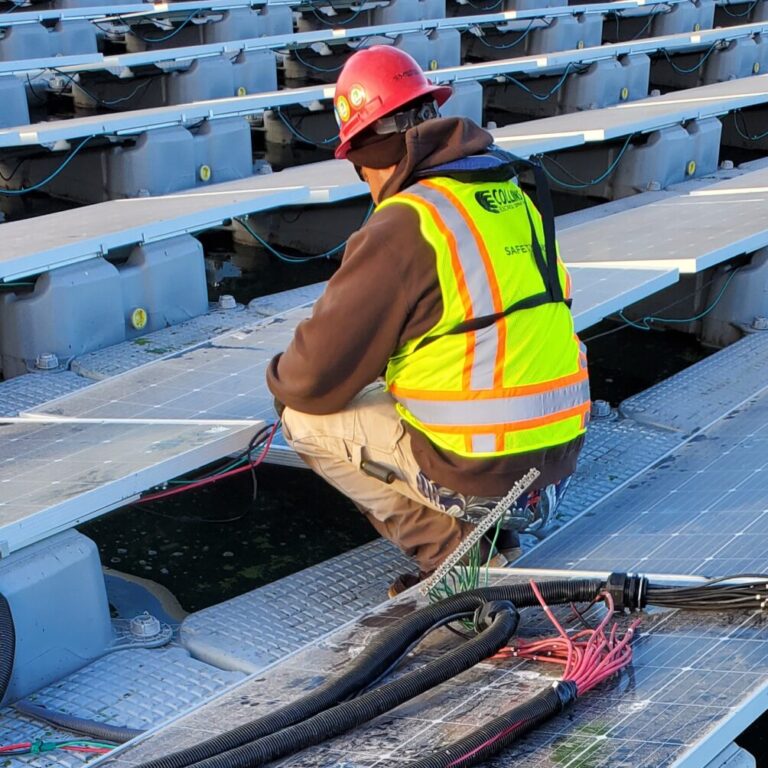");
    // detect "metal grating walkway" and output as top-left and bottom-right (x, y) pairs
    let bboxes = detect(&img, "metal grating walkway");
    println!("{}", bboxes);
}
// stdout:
(0, 647), (244, 768)
(180, 538), (414, 673)
(620, 330), (768, 434)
